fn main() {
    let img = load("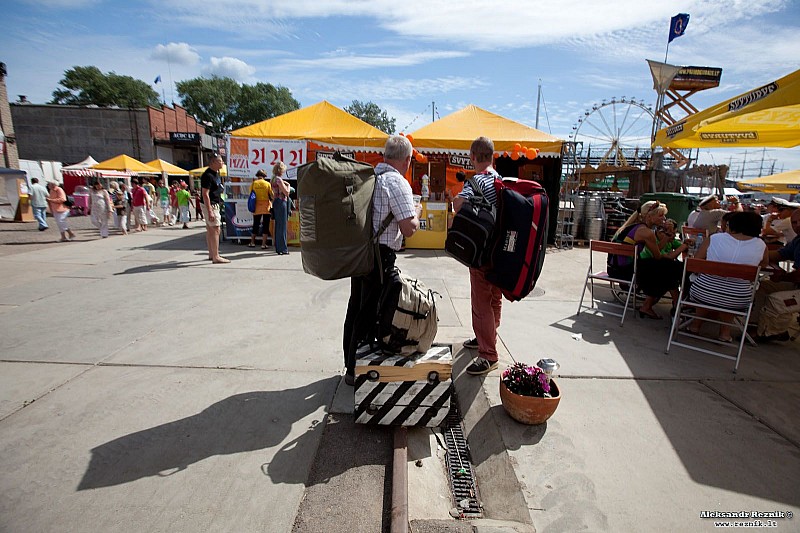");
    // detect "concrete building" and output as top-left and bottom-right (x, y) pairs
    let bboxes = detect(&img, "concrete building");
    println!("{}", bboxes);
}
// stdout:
(10, 102), (220, 169)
